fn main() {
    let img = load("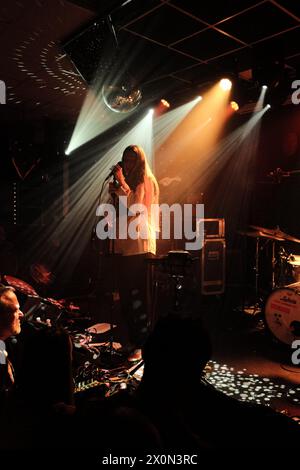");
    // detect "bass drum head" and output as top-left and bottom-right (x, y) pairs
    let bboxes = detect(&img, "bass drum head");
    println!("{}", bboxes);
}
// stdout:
(265, 287), (300, 345)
